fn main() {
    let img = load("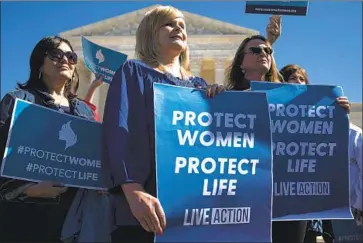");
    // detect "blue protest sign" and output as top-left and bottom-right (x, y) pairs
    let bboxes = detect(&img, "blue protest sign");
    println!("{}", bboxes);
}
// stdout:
(0, 99), (106, 190)
(81, 36), (128, 83)
(154, 83), (273, 242)
(245, 1), (309, 16)
(250, 82), (351, 220)
(332, 219), (362, 243)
